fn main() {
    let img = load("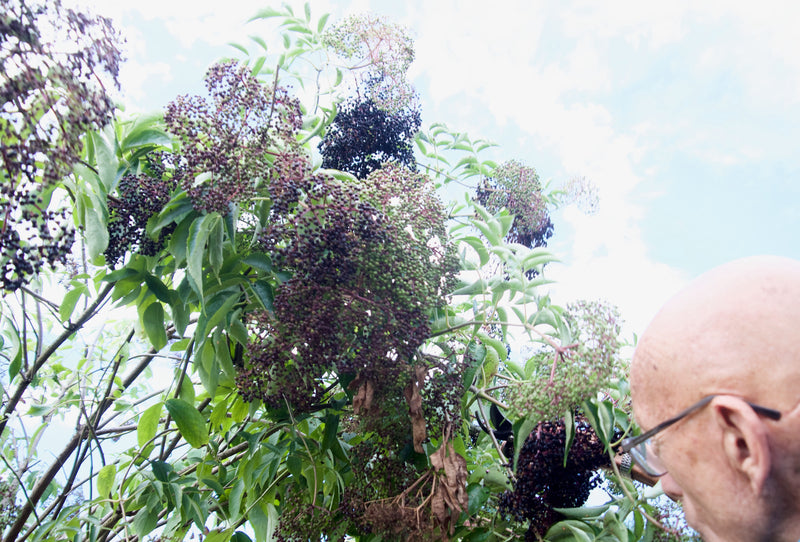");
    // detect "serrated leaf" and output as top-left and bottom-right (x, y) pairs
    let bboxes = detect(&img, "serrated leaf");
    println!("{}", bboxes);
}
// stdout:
(242, 252), (272, 273)
(251, 280), (274, 312)
(186, 214), (218, 299)
(4, 320), (21, 381)
(133, 506), (159, 539)
(460, 236), (490, 266)
(138, 402), (163, 448)
(96, 464), (116, 498)
(229, 479), (245, 519)
(228, 42), (249, 56)
(209, 217), (224, 277)
(451, 278), (488, 296)
(121, 127), (172, 149)
(204, 530), (232, 542)
(142, 302), (167, 350)
(551, 503), (611, 519)
(165, 398), (208, 448)
(143, 273), (172, 304)
(84, 195), (109, 260)
(249, 35), (268, 51)
(563, 409), (574, 467)
(251, 55), (267, 76)
(59, 287), (84, 322)
(248, 7), (283, 21)
(513, 416), (538, 470)
(470, 219), (501, 247)
(317, 13), (330, 33)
